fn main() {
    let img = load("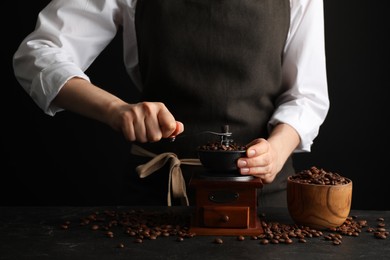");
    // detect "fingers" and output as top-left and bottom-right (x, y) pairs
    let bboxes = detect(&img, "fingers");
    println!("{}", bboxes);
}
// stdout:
(133, 102), (157, 142)
(120, 102), (183, 143)
(168, 121), (184, 138)
(157, 109), (184, 139)
(237, 138), (276, 182)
